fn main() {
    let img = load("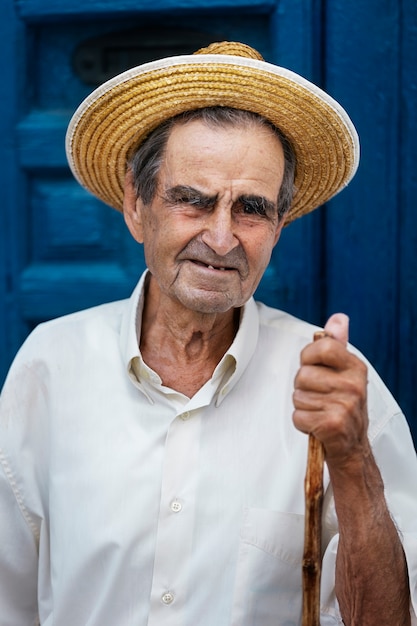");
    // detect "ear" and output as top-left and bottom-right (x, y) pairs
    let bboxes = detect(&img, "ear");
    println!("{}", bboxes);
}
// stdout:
(123, 169), (144, 243)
